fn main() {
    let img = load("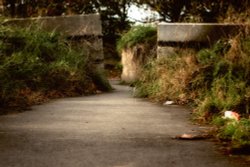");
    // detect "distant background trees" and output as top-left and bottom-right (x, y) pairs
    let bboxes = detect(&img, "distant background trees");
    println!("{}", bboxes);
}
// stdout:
(134, 0), (250, 22)
(2, 0), (249, 29)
